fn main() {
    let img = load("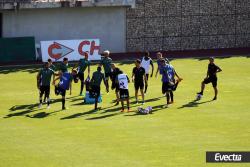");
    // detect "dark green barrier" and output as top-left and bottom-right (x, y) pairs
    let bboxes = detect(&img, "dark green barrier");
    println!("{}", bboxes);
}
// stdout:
(0, 37), (36, 63)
